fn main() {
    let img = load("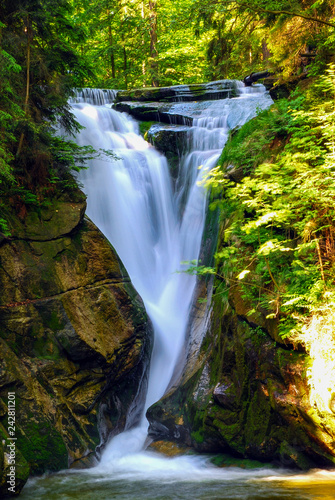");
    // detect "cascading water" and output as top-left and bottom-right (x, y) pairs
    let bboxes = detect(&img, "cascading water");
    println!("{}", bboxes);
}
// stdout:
(20, 84), (335, 500)
(69, 85), (273, 463)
